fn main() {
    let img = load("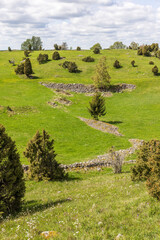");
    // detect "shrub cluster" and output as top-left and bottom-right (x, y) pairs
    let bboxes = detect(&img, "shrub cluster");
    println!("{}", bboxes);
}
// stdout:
(15, 58), (33, 77)
(131, 140), (160, 200)
(149, 61), (154, 65)
(82, 56), (95, 62)
(137, 43), (159, 57)
(52, 51), (60, 60)
(37, 53), (49, 64)
(62, 61), (78, 73)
